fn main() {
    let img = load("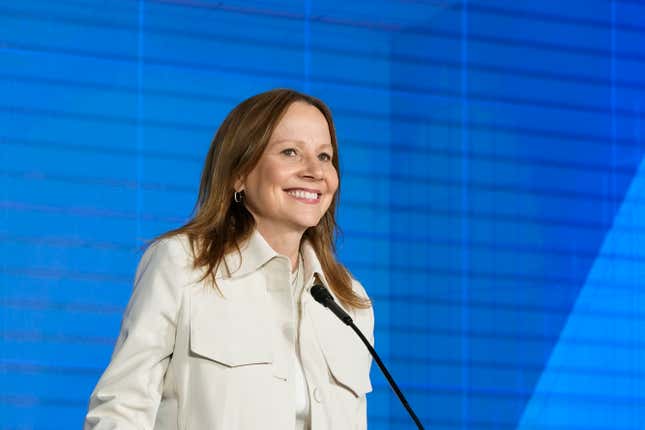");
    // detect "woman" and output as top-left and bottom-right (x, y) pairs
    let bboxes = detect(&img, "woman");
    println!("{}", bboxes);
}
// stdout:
(84, 89), (374, 430)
